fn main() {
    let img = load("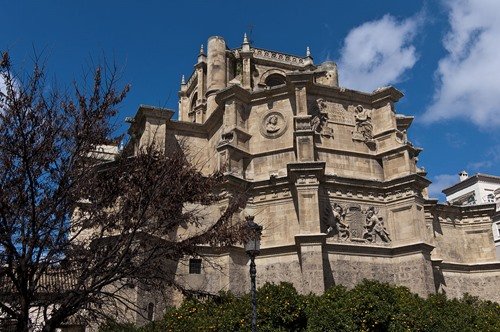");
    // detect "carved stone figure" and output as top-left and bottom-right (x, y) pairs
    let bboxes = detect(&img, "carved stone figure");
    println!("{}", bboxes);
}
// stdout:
(266, 114), (280, 133)
(317, 98), (328, 112)
(261, 112), (287, 138)
(312, 98), (333, 137)
(353, 105), (373, 141)
(325, 203), (350, 240)
(311, 113), (327, 133)
(363, 207), (390, 243)
(219, 127), (234, 145)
